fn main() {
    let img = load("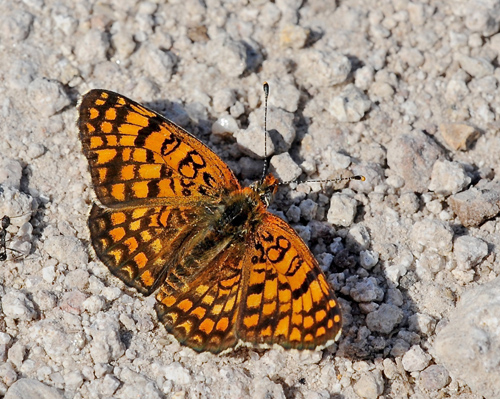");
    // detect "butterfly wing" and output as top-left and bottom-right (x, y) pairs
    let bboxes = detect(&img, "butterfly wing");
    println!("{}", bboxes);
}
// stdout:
(79, 89), (242, 295)
(236, 213), (342, 350)
(153, 211), (342, 353)
(88, 203), (216, 295)
(79, 89), (240, 208)
(154, 240), (247, 353)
